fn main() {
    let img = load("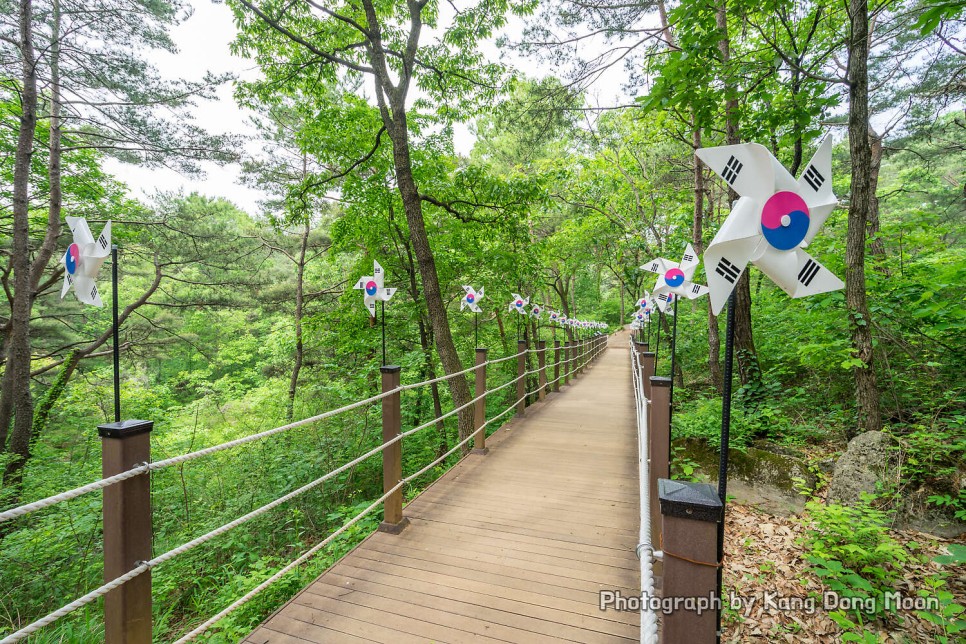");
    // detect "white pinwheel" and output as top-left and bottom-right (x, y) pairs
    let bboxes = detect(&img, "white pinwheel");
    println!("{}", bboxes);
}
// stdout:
(61, 216), (112, 307)
(642, 243), (710, 312)
(530, 304), (542, 319)
(549, 310), (560, 323)
(353, 260), (397, 317)
(508, 293), (529, 314)
(696, 137), (842, 315)
(461, 285), (484, 313)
